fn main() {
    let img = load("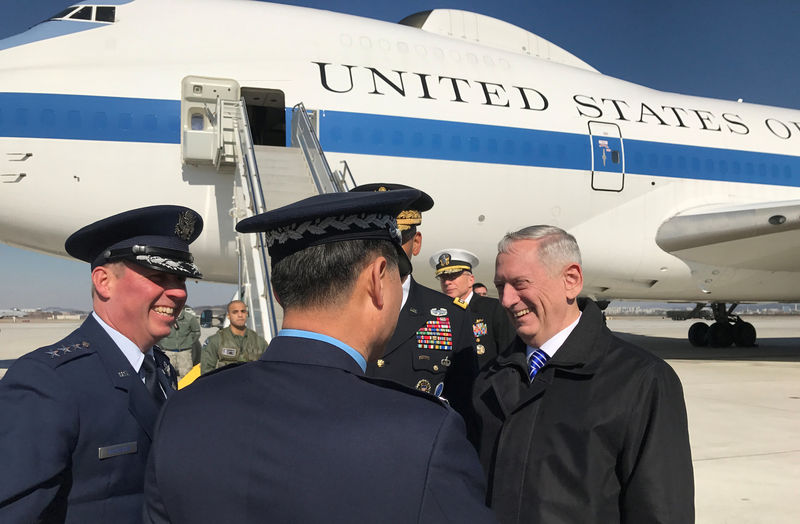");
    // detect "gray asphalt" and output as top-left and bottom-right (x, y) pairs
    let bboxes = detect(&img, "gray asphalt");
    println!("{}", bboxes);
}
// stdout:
(2, 316), (799, 523)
